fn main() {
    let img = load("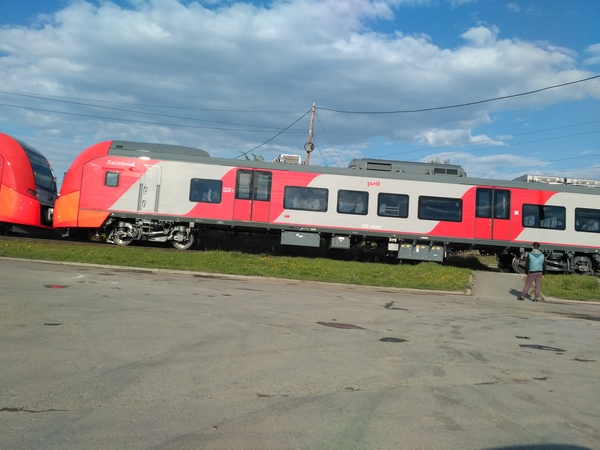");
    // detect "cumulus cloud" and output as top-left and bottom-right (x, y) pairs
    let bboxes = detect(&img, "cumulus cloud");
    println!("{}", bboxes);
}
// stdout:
(0, 0), (597, 181)
(584, 43), (600, 66)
